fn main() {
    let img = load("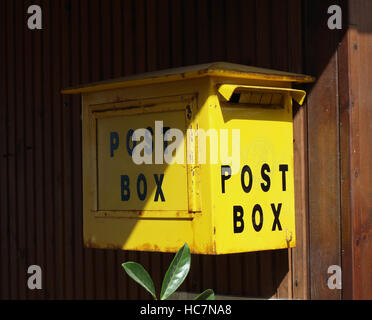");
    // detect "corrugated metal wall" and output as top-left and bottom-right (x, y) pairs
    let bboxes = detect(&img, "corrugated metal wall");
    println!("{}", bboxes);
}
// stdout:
(0, 0), (305, 299)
